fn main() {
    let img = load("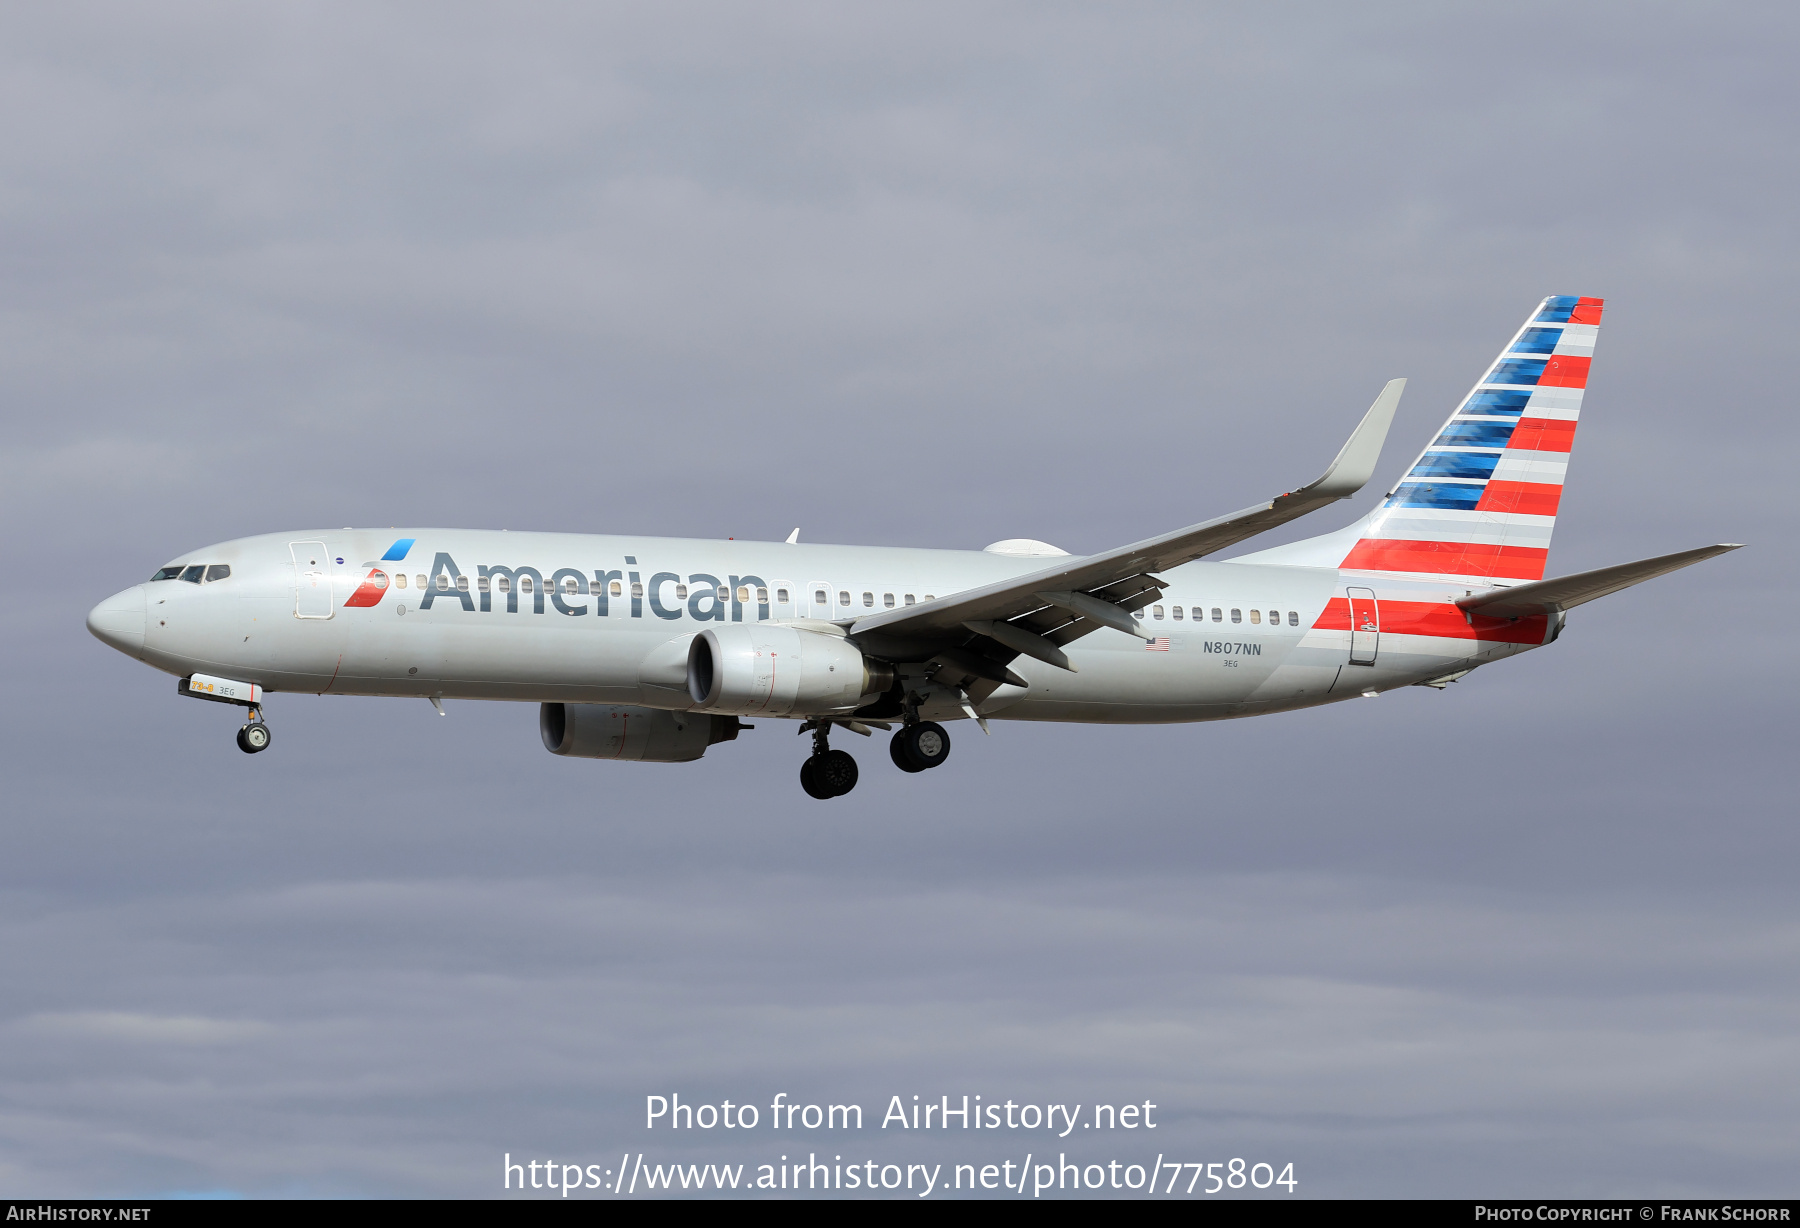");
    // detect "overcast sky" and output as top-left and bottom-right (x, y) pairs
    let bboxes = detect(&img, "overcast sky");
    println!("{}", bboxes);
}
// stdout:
(2, 1), (1797, 1199)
